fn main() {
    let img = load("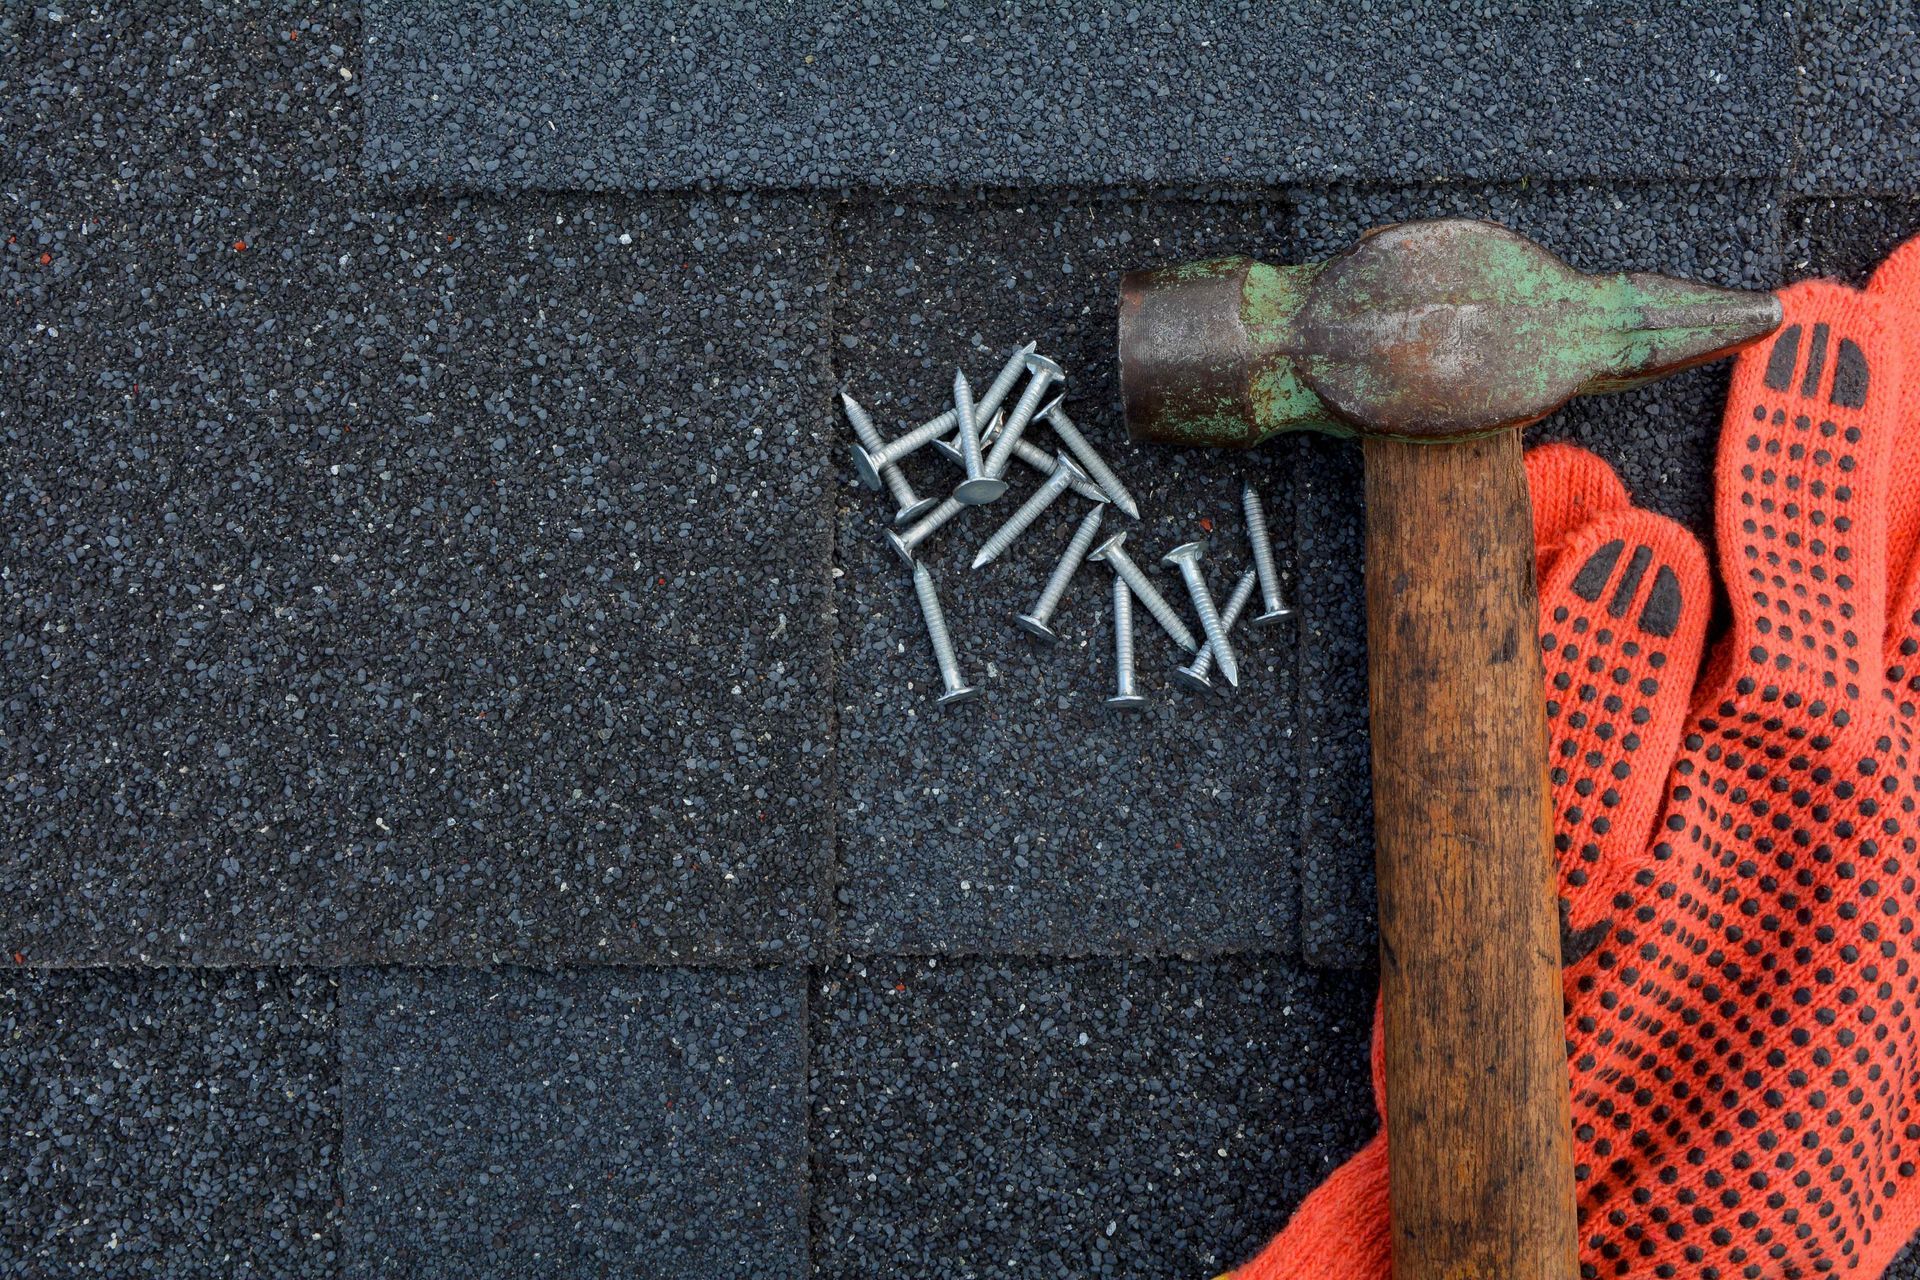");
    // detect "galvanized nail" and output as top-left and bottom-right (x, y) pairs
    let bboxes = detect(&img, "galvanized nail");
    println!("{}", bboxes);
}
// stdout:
(1162, 541), (1238, 687)
(1016, 506), (1106, 642)
(1089, 532), (1198, 652)
(1175, 569), (1258, 693)
(951, 368), (1006, 505)
(1042, 401), (1141, 520)
(912, 561), (979, 707)
(982, 354), (1065, 480)
(1242, 481), (1294, 624)
(1105, 574), (1146, 710)
(972, 454), (1076, 570)
(844, 392), (939, 524)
